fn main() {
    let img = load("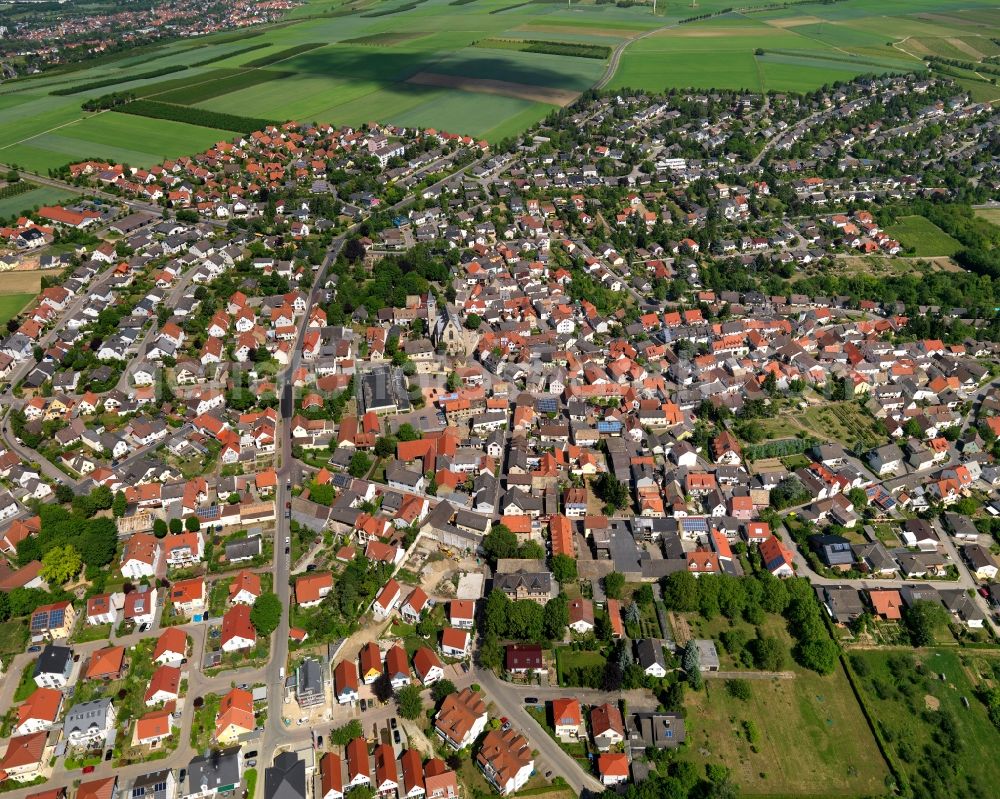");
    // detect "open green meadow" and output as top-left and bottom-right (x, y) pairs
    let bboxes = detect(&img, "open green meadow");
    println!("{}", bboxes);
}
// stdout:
(849, 649), (1000, 799)
(0, 0), (996, 172)
(886, 215), (963, 257)
(685, 663), (890, 797)
(0, 294), (35, 326)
